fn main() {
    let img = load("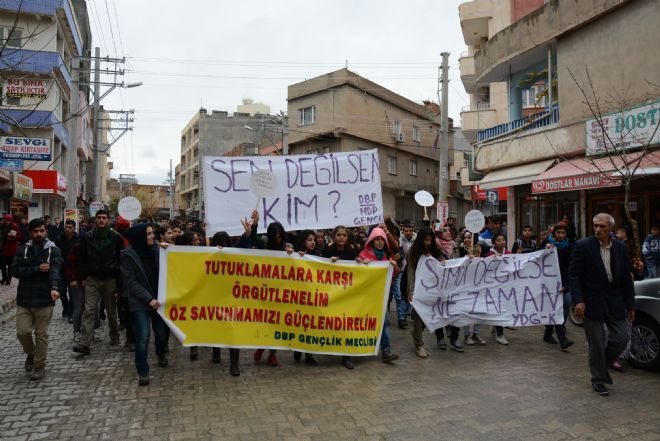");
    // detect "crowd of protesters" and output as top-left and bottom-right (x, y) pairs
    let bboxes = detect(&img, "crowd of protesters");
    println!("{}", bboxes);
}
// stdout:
(8, 209), (657, 395)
